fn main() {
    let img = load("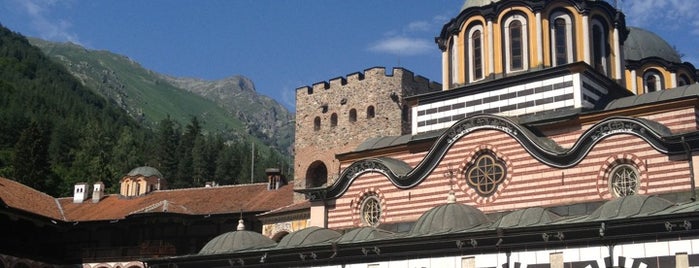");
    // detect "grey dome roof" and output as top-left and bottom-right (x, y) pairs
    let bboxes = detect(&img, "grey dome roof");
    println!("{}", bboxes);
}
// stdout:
(409, 202), (489, 236)
(496, 207), (560, 228)
(199, 230), (276, 255)
(461, 0), (500, 11)
(127, 166), (163, 178)
(276, 227), (341, 248)
(587, 195), (674, 220)
(624, 27), (681, 62)
(336, 227), (393, 244)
